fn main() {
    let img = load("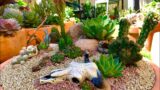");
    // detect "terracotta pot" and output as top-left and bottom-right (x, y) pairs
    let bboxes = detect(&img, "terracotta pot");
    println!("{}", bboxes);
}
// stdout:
(24, 21), (75, 45)
(0, 58), (159, 90)
(64, 21), (75, 33)
(0, 30), (27, 63)
(24, 25), (60, 45)
(145, 22), (160, 51)
(128, 26), (140, 42)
